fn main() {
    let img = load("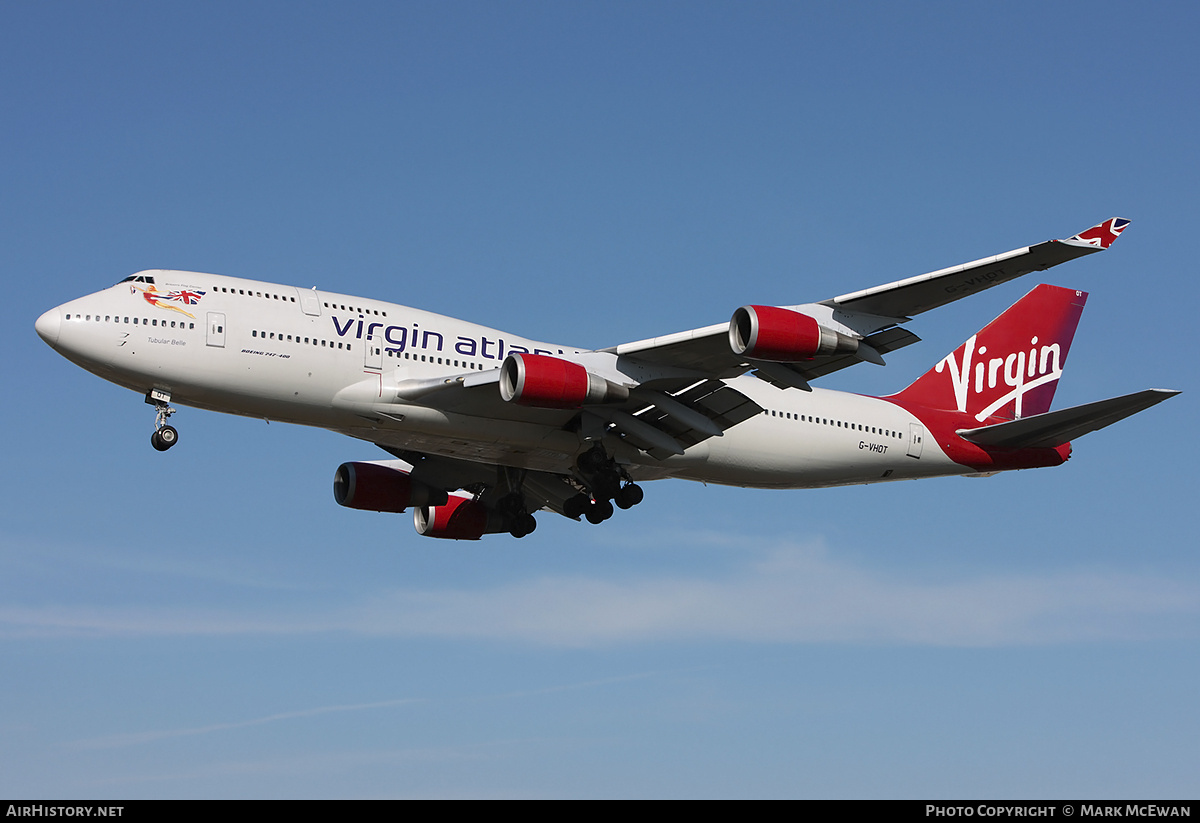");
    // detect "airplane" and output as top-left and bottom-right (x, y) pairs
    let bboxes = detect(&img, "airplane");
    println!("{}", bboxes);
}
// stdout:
(34, 217), (1178, 540)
